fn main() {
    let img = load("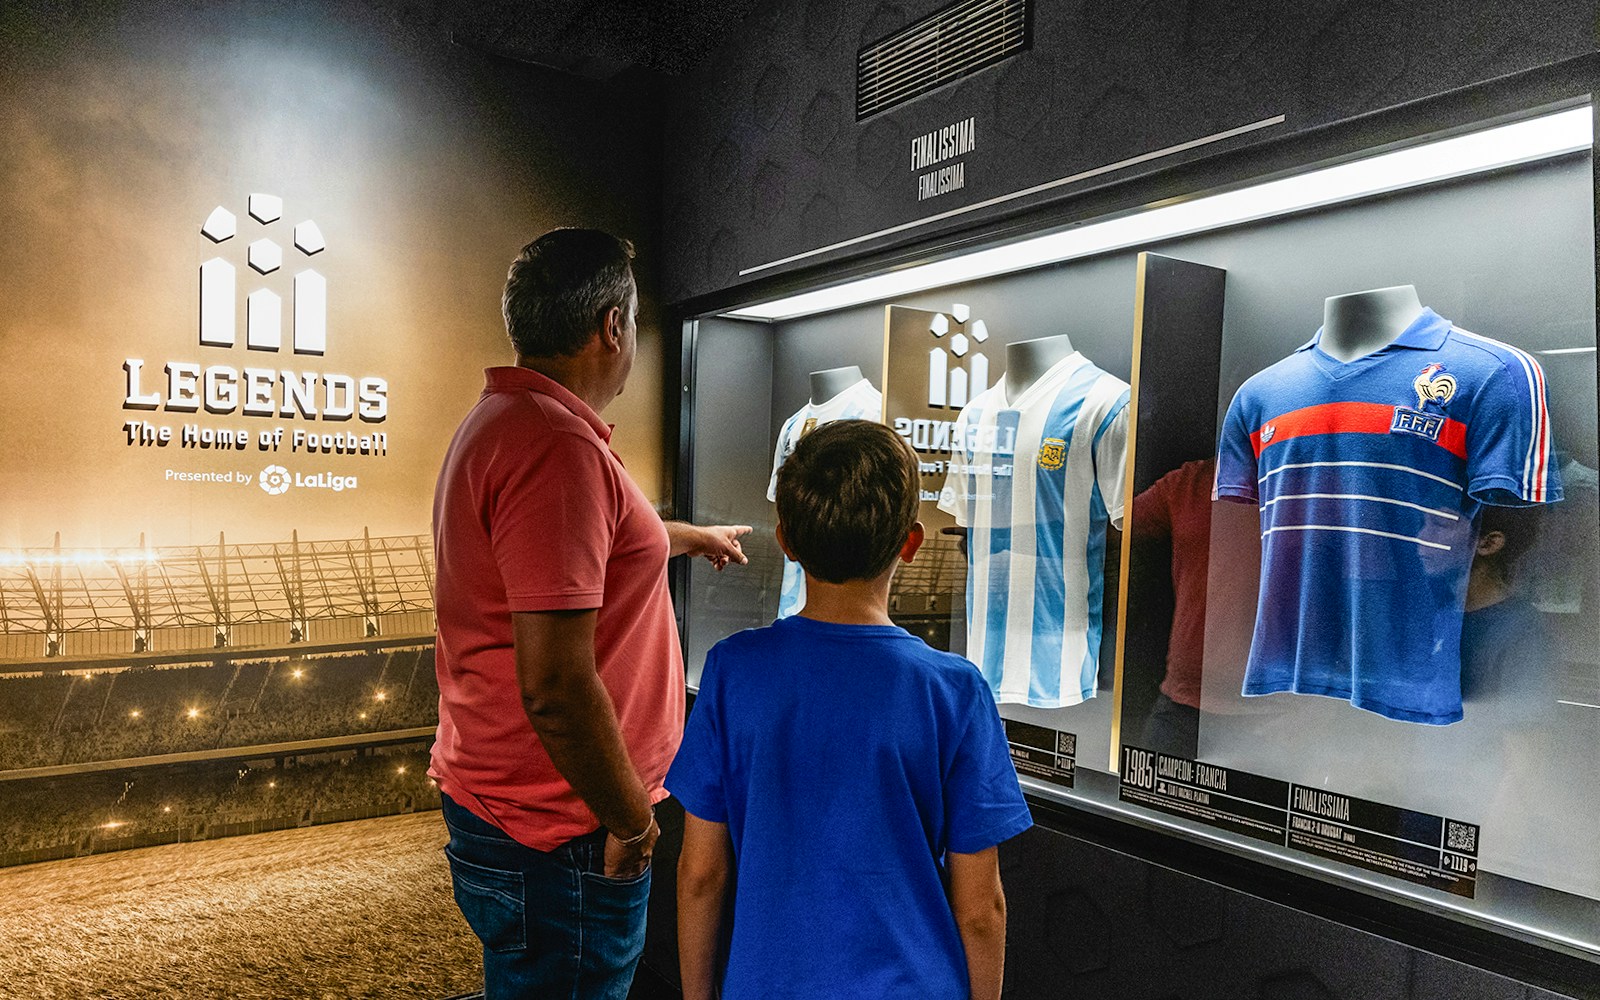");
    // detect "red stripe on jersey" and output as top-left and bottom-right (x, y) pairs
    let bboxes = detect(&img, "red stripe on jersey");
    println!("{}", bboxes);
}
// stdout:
(1436, 418), (1468, 460)
(1532, 356), (1551, 501)
(1250, 402), (1468, 460)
